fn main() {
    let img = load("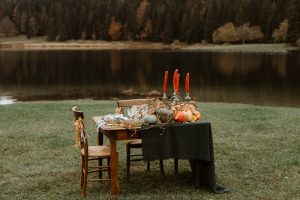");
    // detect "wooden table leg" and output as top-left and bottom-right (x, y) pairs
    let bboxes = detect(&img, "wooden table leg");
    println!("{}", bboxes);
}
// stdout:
(98, 130), (103, 146)
(98, 130), (104, 179)
(110, 136), (120, 195)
